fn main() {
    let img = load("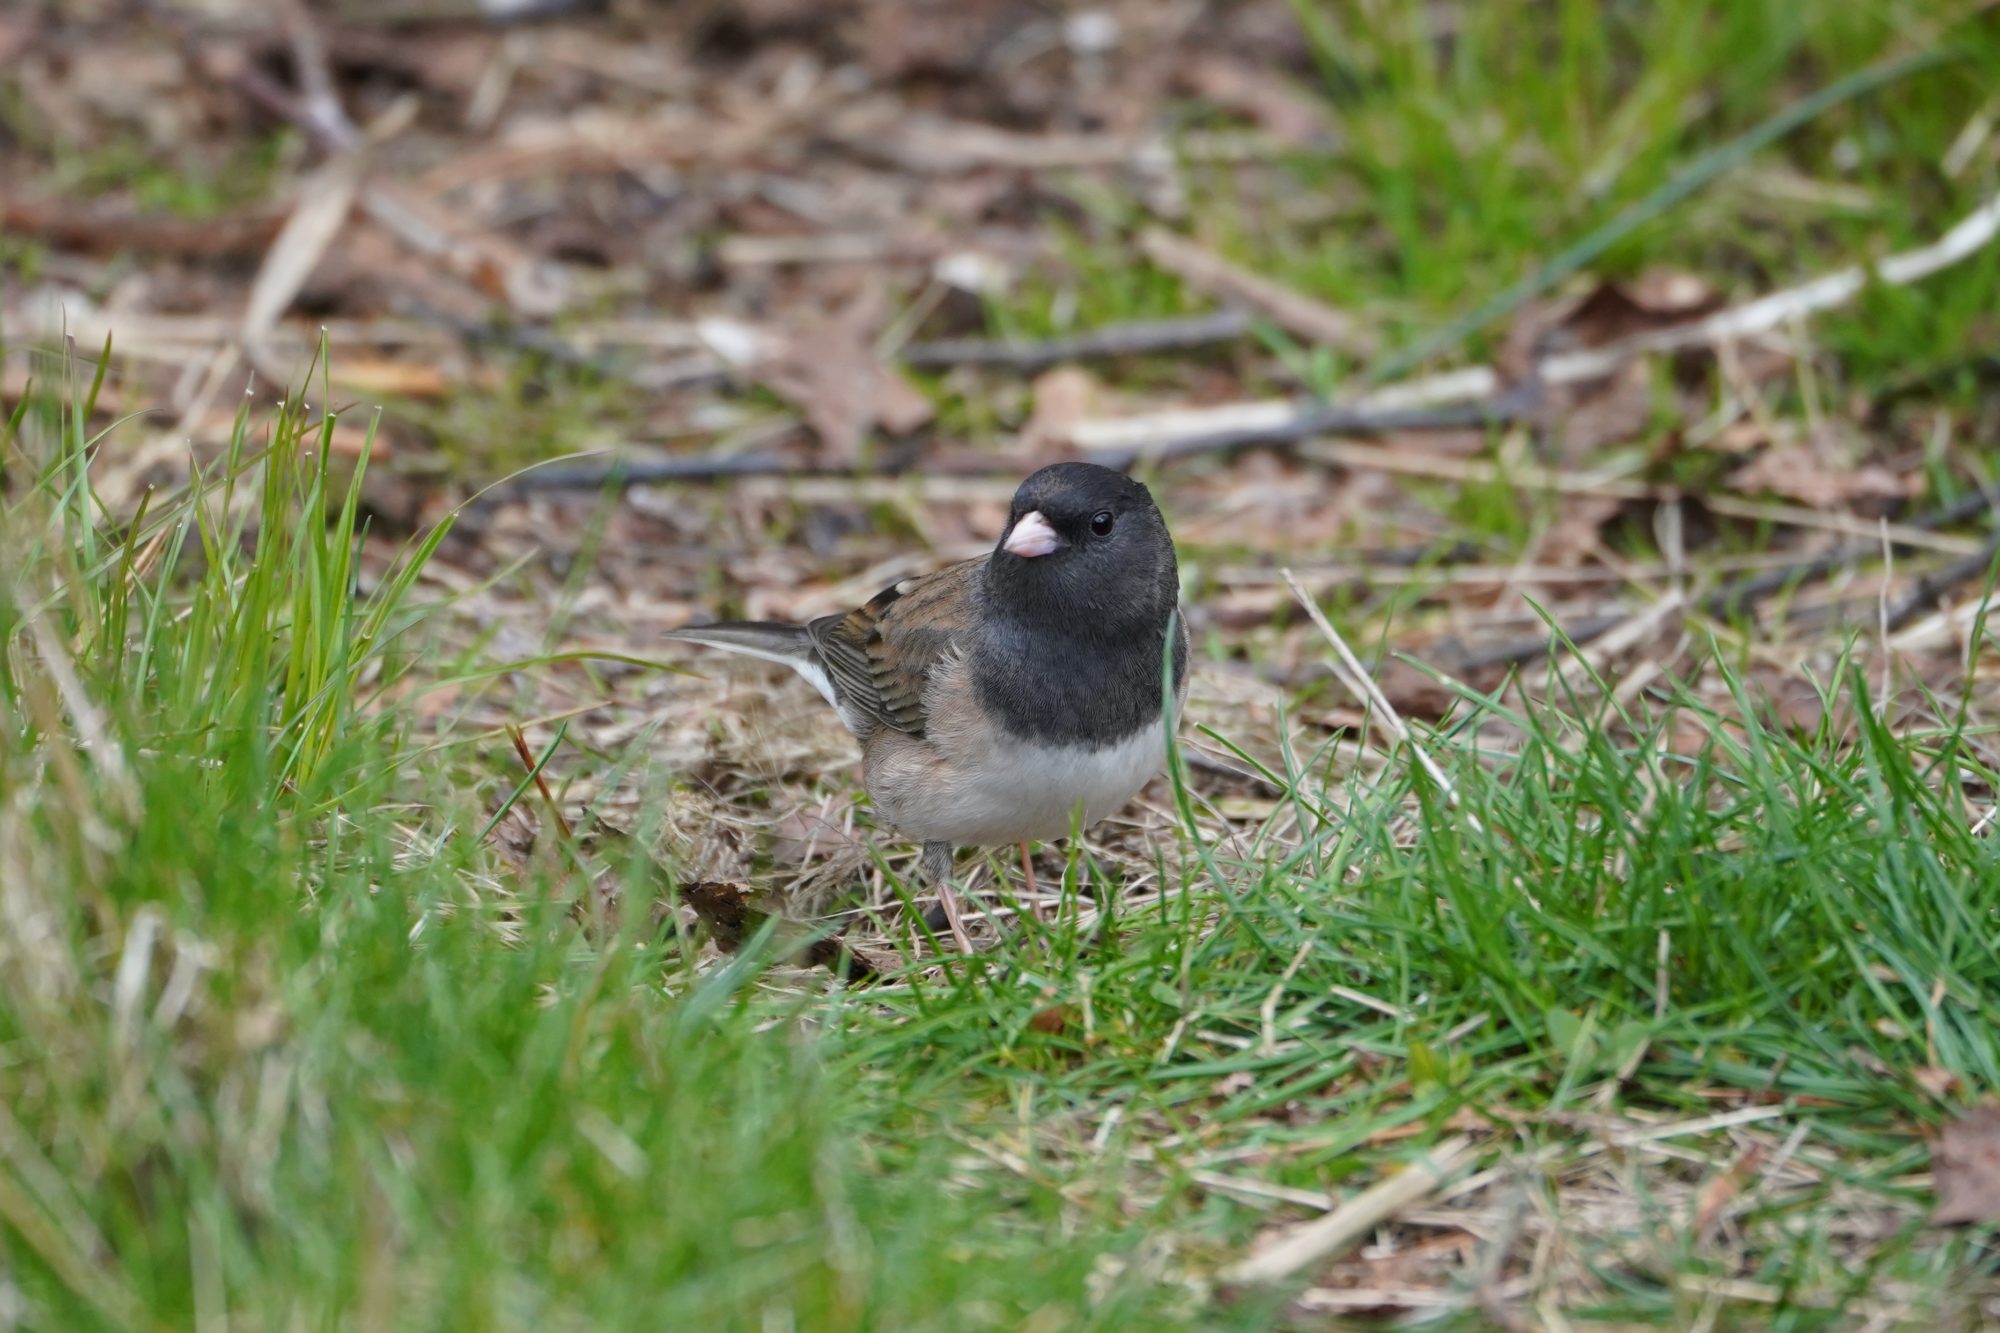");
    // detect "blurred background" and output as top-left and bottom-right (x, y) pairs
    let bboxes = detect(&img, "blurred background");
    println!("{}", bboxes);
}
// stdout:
(5, 3), (1998, 662)
(6, 2), (1999, 710)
